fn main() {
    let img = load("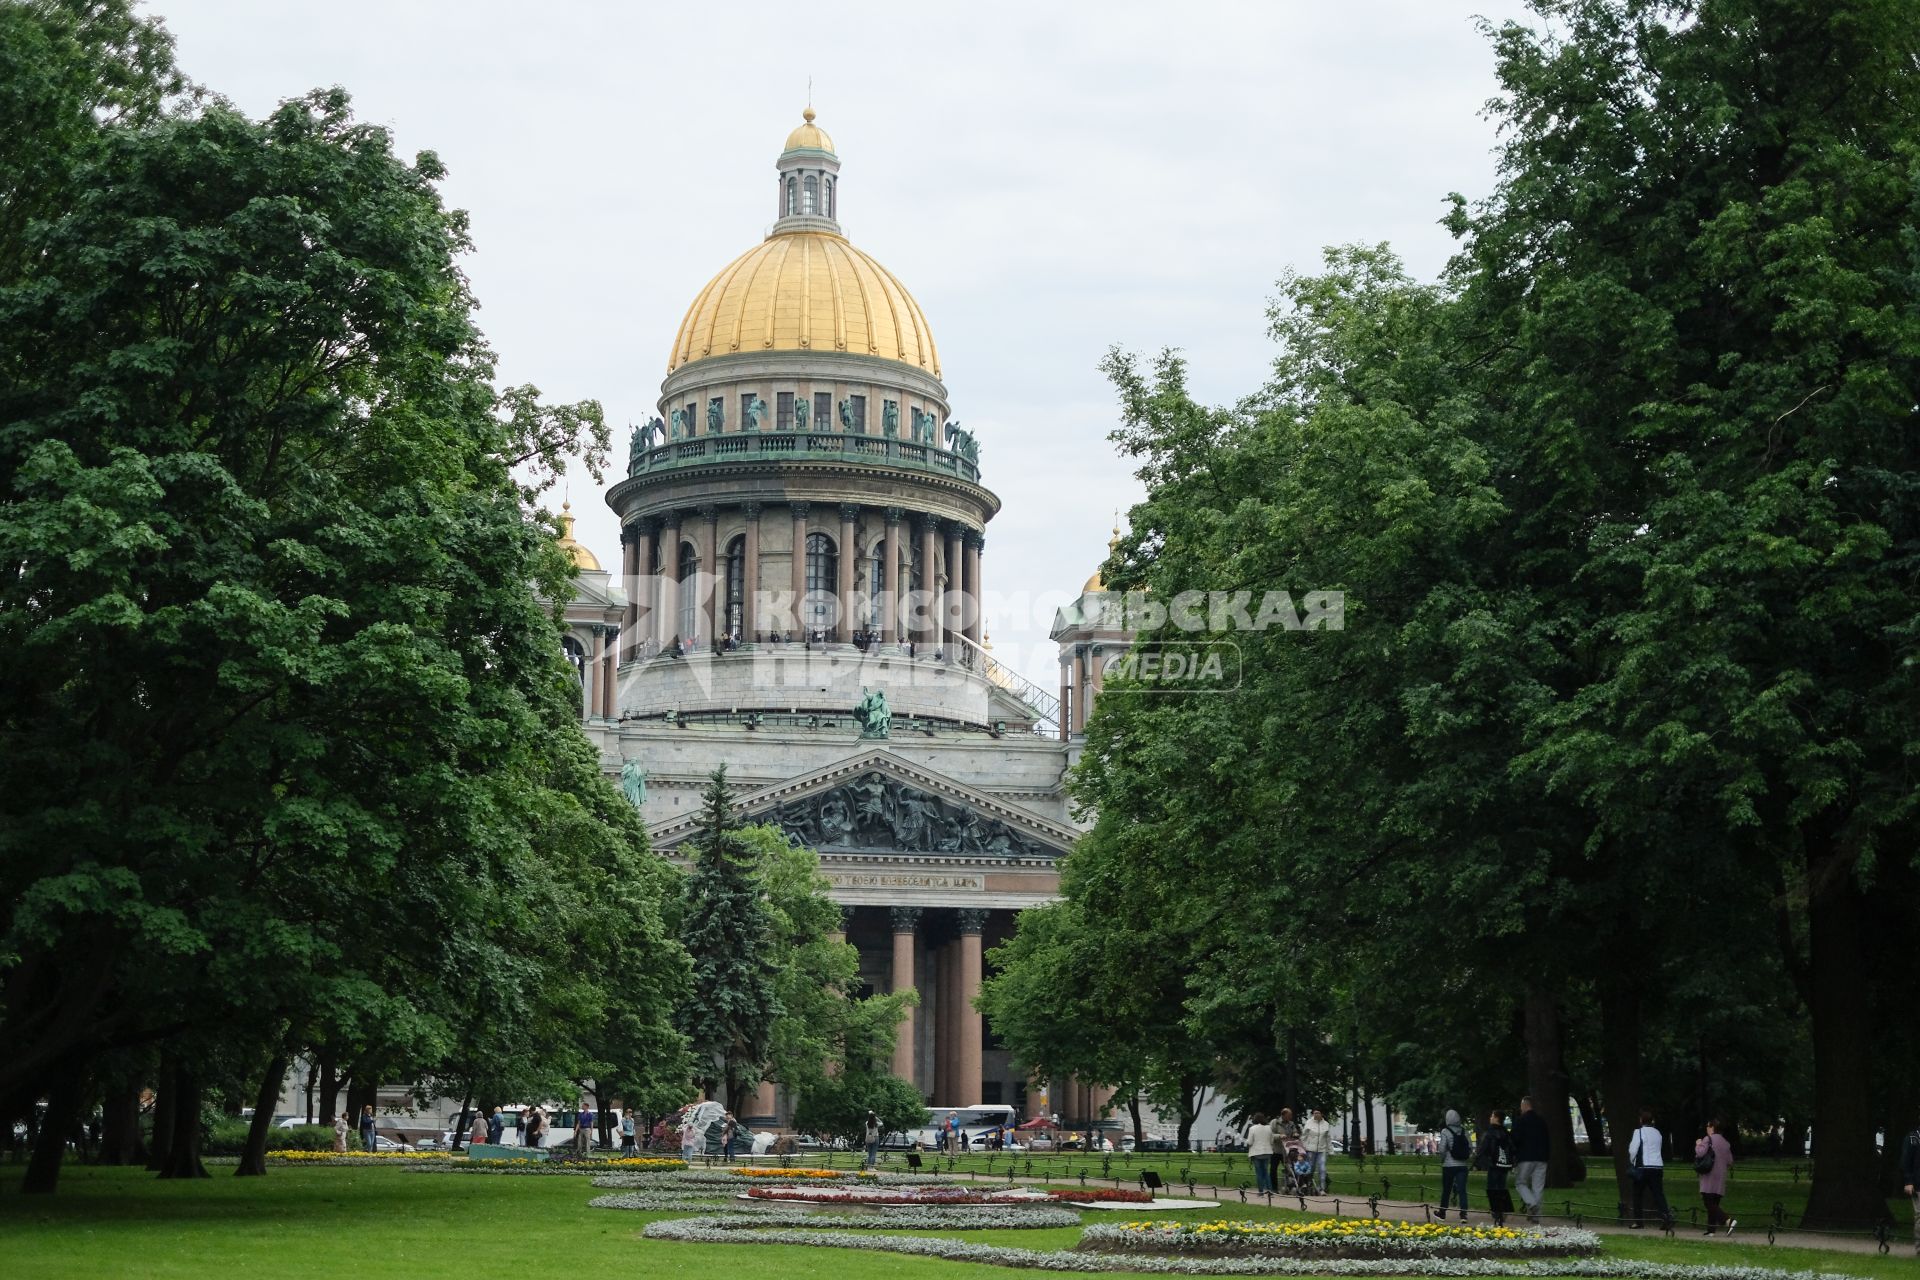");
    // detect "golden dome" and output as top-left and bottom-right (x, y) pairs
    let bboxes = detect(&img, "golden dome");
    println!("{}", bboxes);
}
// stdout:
(668, 230), (940, 376)
(555, 502), (602, 571)
(784, 107), (835, 154)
